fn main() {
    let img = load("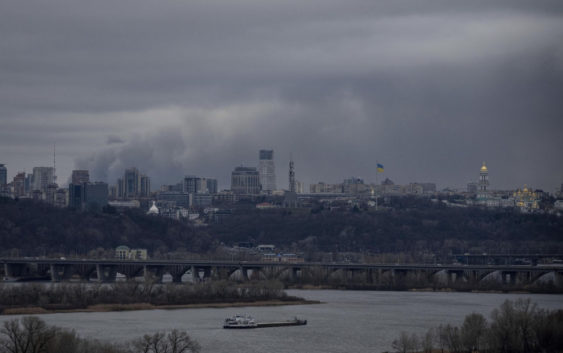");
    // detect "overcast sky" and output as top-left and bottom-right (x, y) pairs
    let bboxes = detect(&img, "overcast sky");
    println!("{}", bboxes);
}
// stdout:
(1, 0), (562, 191)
